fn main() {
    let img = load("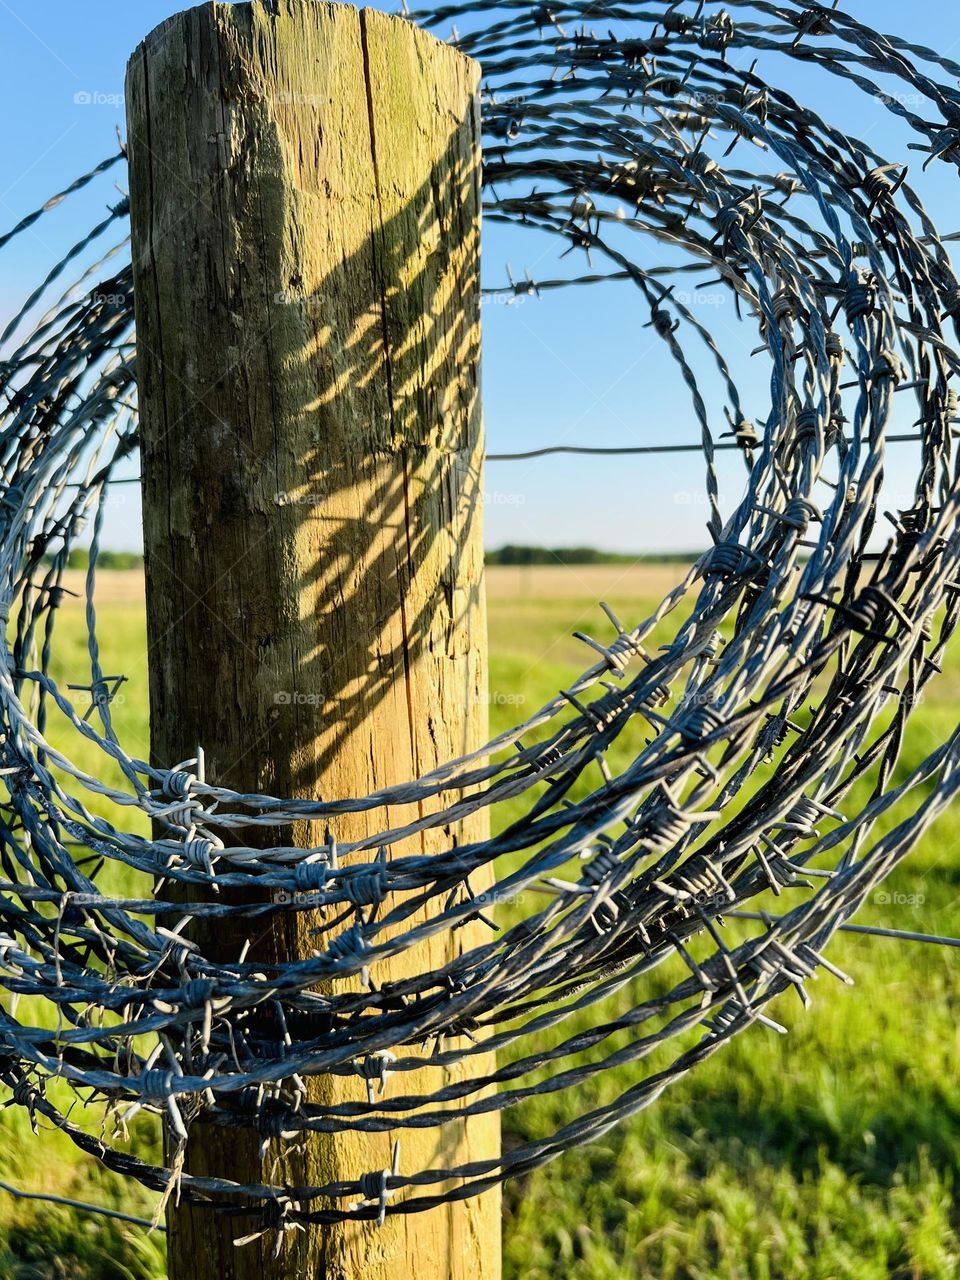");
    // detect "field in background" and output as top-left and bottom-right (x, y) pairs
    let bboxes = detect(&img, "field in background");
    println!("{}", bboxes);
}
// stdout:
(1, 566), (958, 1280)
